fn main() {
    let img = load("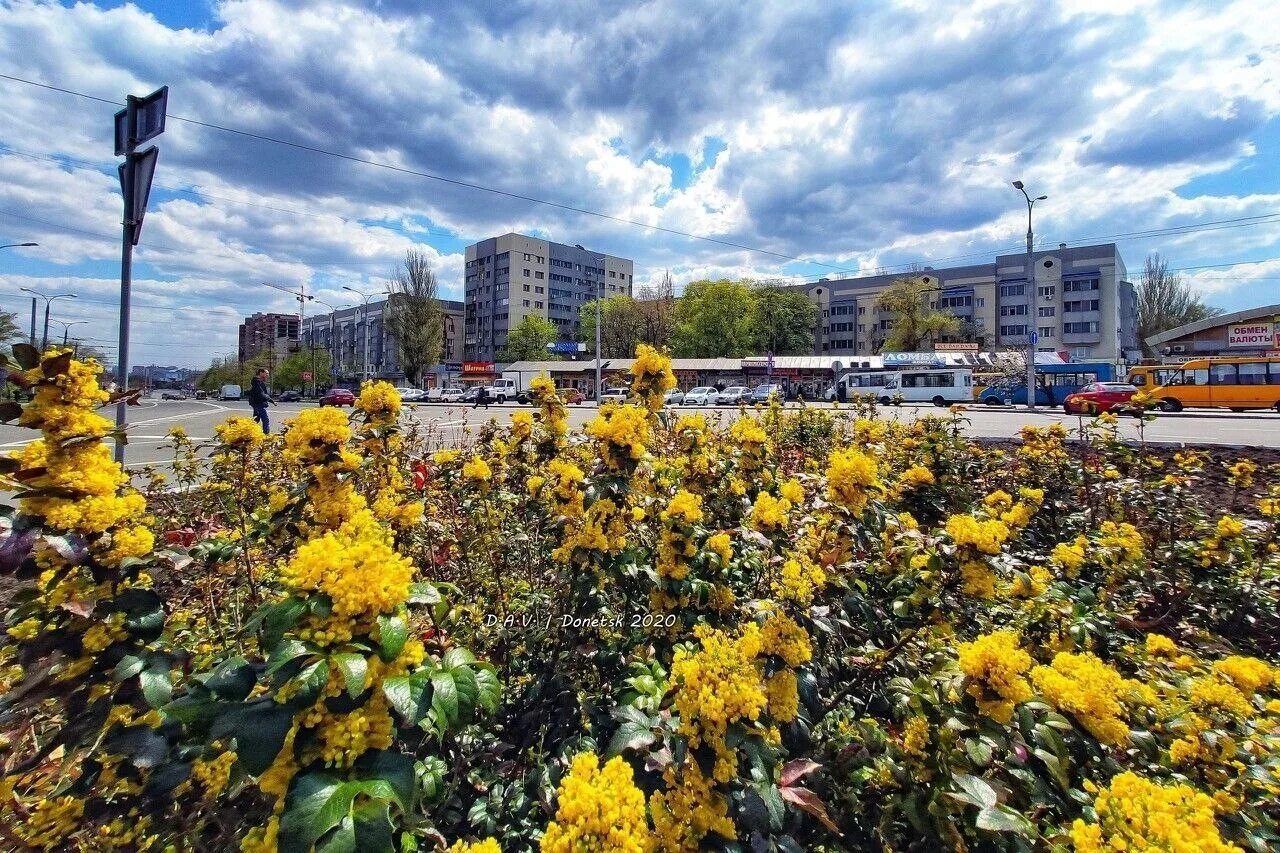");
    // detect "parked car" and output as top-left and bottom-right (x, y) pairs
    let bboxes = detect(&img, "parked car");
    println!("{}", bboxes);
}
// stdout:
(599, 386), (629, 404)
(194, 390), (208, 400)
(664, 388), (685, 406)
(715, 386), (751, 405)
(557, 387), (585, 405)
(438, 386), (466, 403)
(750, 383), (784, 404)
(460, 387), (480, 403)
(278, 390), (302, 402)
(160, 390), (188, 401)
(219, 384), (242, 401)
(681, 386), (717, 406)
(1063, 382), (1142, 415)
(394, 386), (426, 402)
(319, 388), (355, 407)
